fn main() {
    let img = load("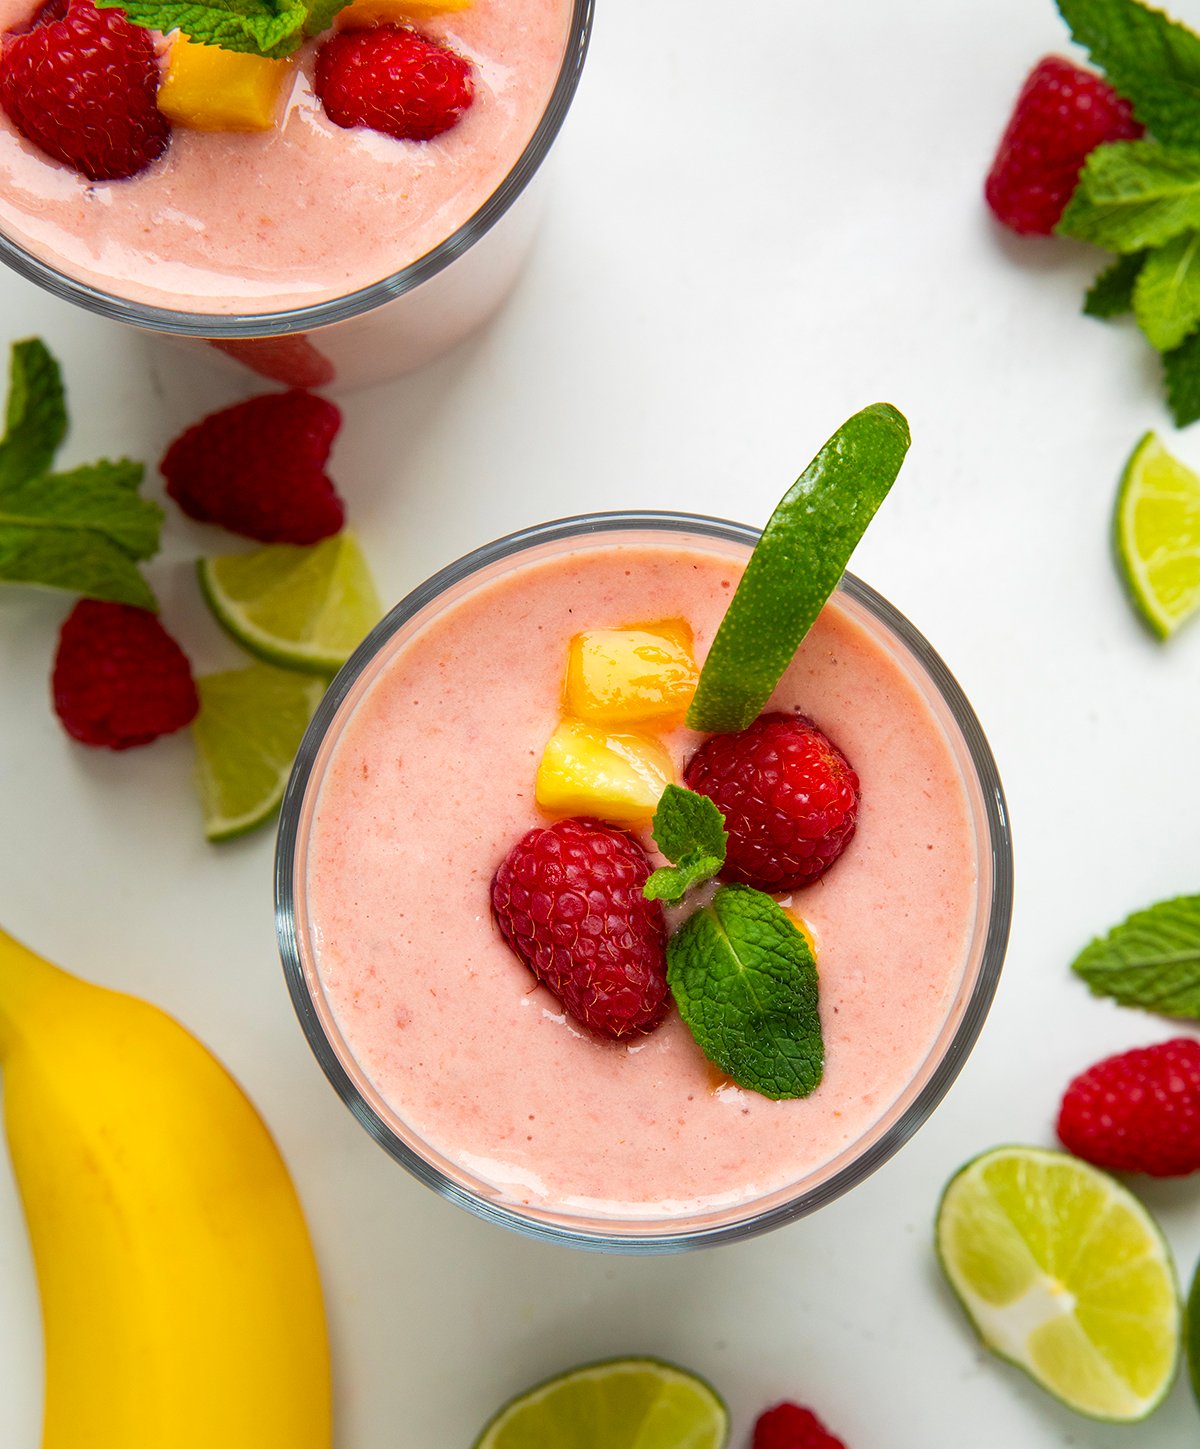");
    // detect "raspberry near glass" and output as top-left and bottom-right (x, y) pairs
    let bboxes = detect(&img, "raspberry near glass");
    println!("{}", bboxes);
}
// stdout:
(275, 513), (1013, 1251)
(0, 0), (592, 388)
